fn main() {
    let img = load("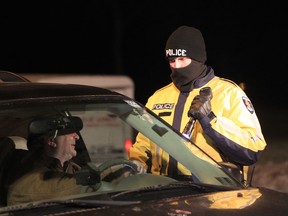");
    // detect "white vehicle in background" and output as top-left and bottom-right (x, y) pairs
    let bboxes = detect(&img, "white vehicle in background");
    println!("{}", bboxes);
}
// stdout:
(21, 74), (134, 98)
(21, 73), (135, 163)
